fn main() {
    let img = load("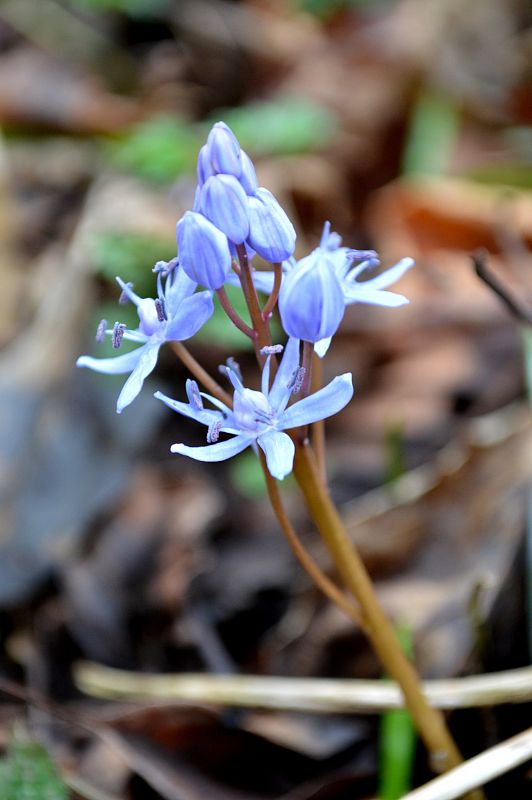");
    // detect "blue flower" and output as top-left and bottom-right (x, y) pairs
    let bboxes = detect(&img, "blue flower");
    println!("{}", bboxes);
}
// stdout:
(77, 268), (214, 413)
(256, 222), (414, 354)
(154, 337), (353, 480)
(205, 121), (242, 177)
(199, 174), (250, 244)
(278, 238), (345, 343)
(247, 188), (296, 263)
(176, 211), (232, 290)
